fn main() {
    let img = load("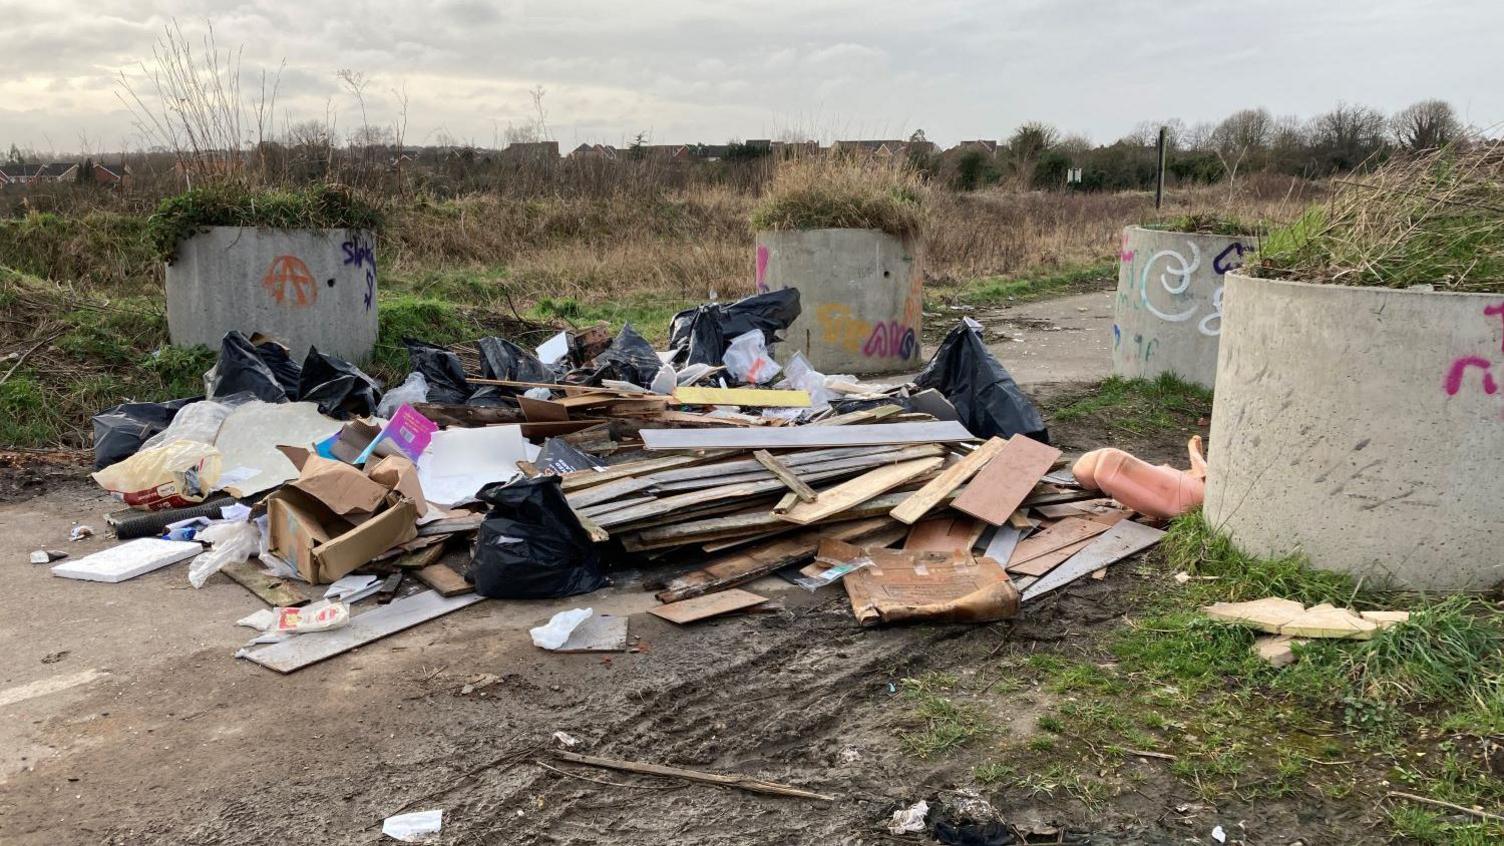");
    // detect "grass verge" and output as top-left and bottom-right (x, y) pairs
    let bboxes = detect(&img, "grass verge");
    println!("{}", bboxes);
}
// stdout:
(947, 260), (1115, 306)
(1051, 373), (1212, 436)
